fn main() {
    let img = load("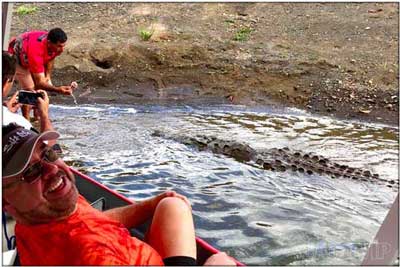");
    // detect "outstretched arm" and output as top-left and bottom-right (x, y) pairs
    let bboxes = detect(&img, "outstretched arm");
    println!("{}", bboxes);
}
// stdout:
(32, 72), (73, 95)
(45, 59), (54, 82)
(103, 191), (191, 229)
